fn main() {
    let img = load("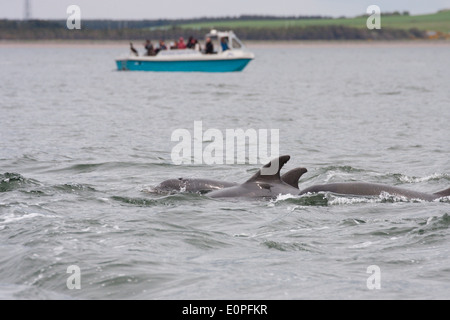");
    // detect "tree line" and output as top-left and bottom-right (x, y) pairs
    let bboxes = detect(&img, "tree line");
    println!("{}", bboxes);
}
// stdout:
(0, 15), (334, 31)
(0, 19), (426, 40)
